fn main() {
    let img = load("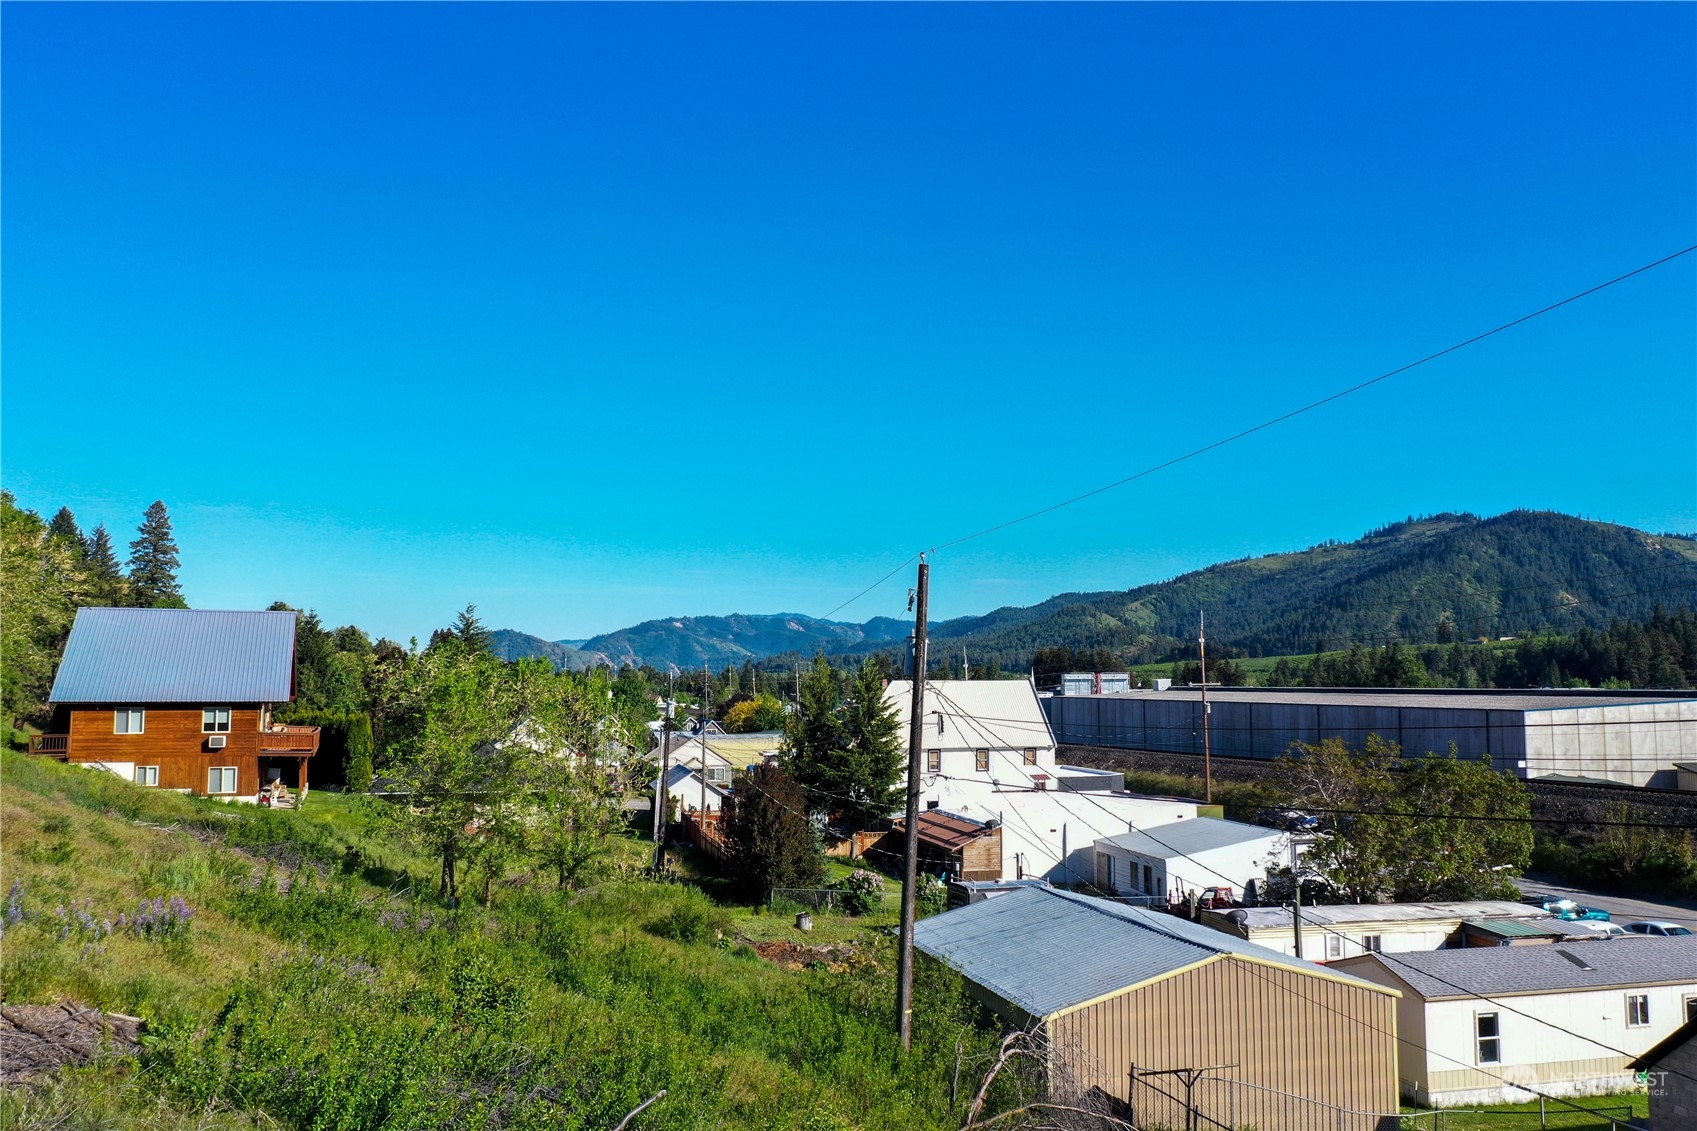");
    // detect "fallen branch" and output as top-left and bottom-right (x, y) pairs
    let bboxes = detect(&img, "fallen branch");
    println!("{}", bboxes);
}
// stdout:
(961, 1101), (1138, 1131)
(611, 1089), (666, 1131)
